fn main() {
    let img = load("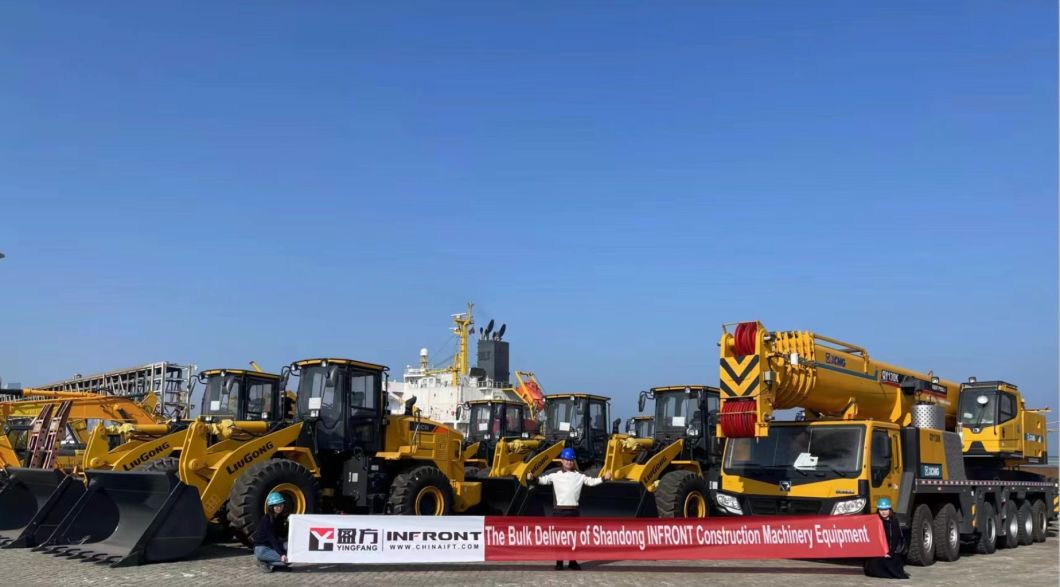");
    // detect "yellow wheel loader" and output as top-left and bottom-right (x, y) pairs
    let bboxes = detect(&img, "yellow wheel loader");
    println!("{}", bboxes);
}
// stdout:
(587, 385), (722, 518)
(472, 393), (616, 516)
(0, 368), (287, 553)
(24, 358), (482, 567)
